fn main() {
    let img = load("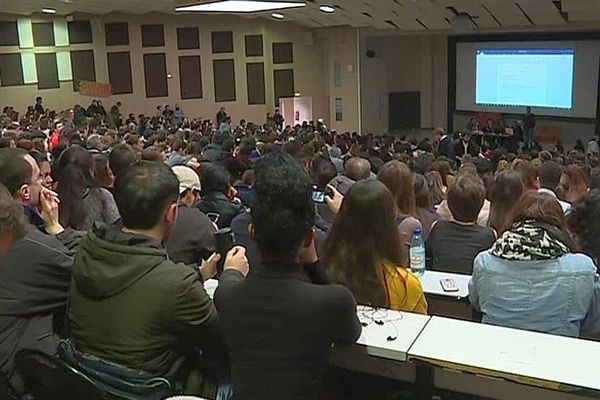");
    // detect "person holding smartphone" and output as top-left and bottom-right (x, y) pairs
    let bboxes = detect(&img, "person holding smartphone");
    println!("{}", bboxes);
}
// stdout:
(215, 152), (361, 400)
